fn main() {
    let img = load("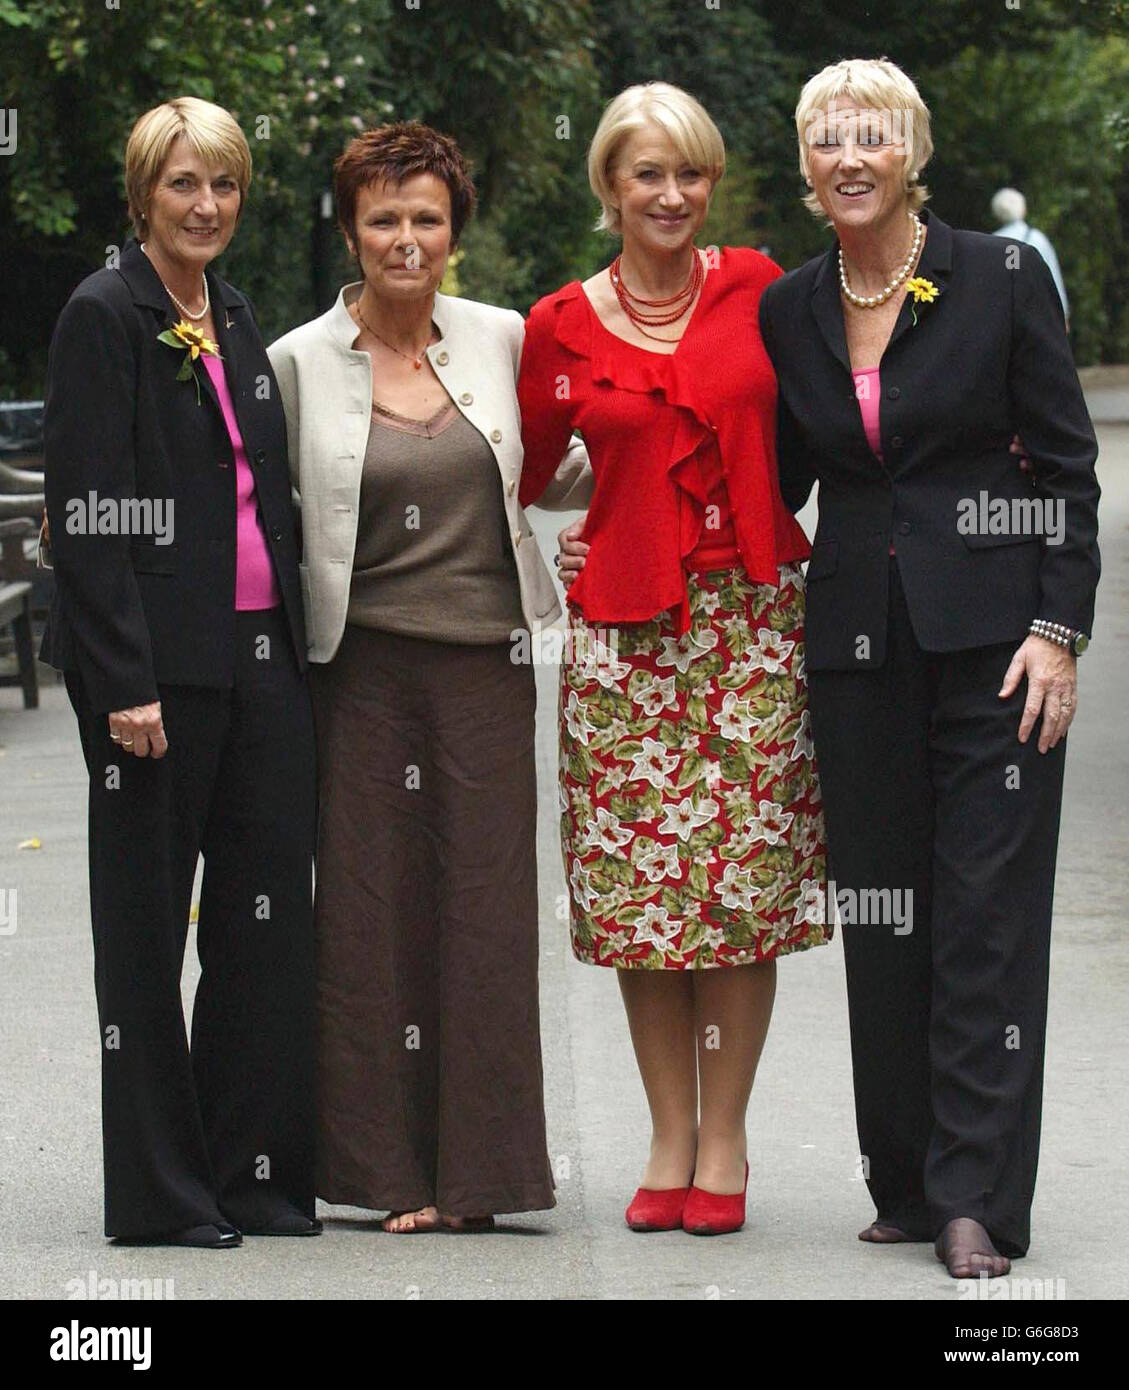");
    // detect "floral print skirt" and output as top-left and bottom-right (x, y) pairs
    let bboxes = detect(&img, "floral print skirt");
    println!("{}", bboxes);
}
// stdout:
(560, 563), (830, 969)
